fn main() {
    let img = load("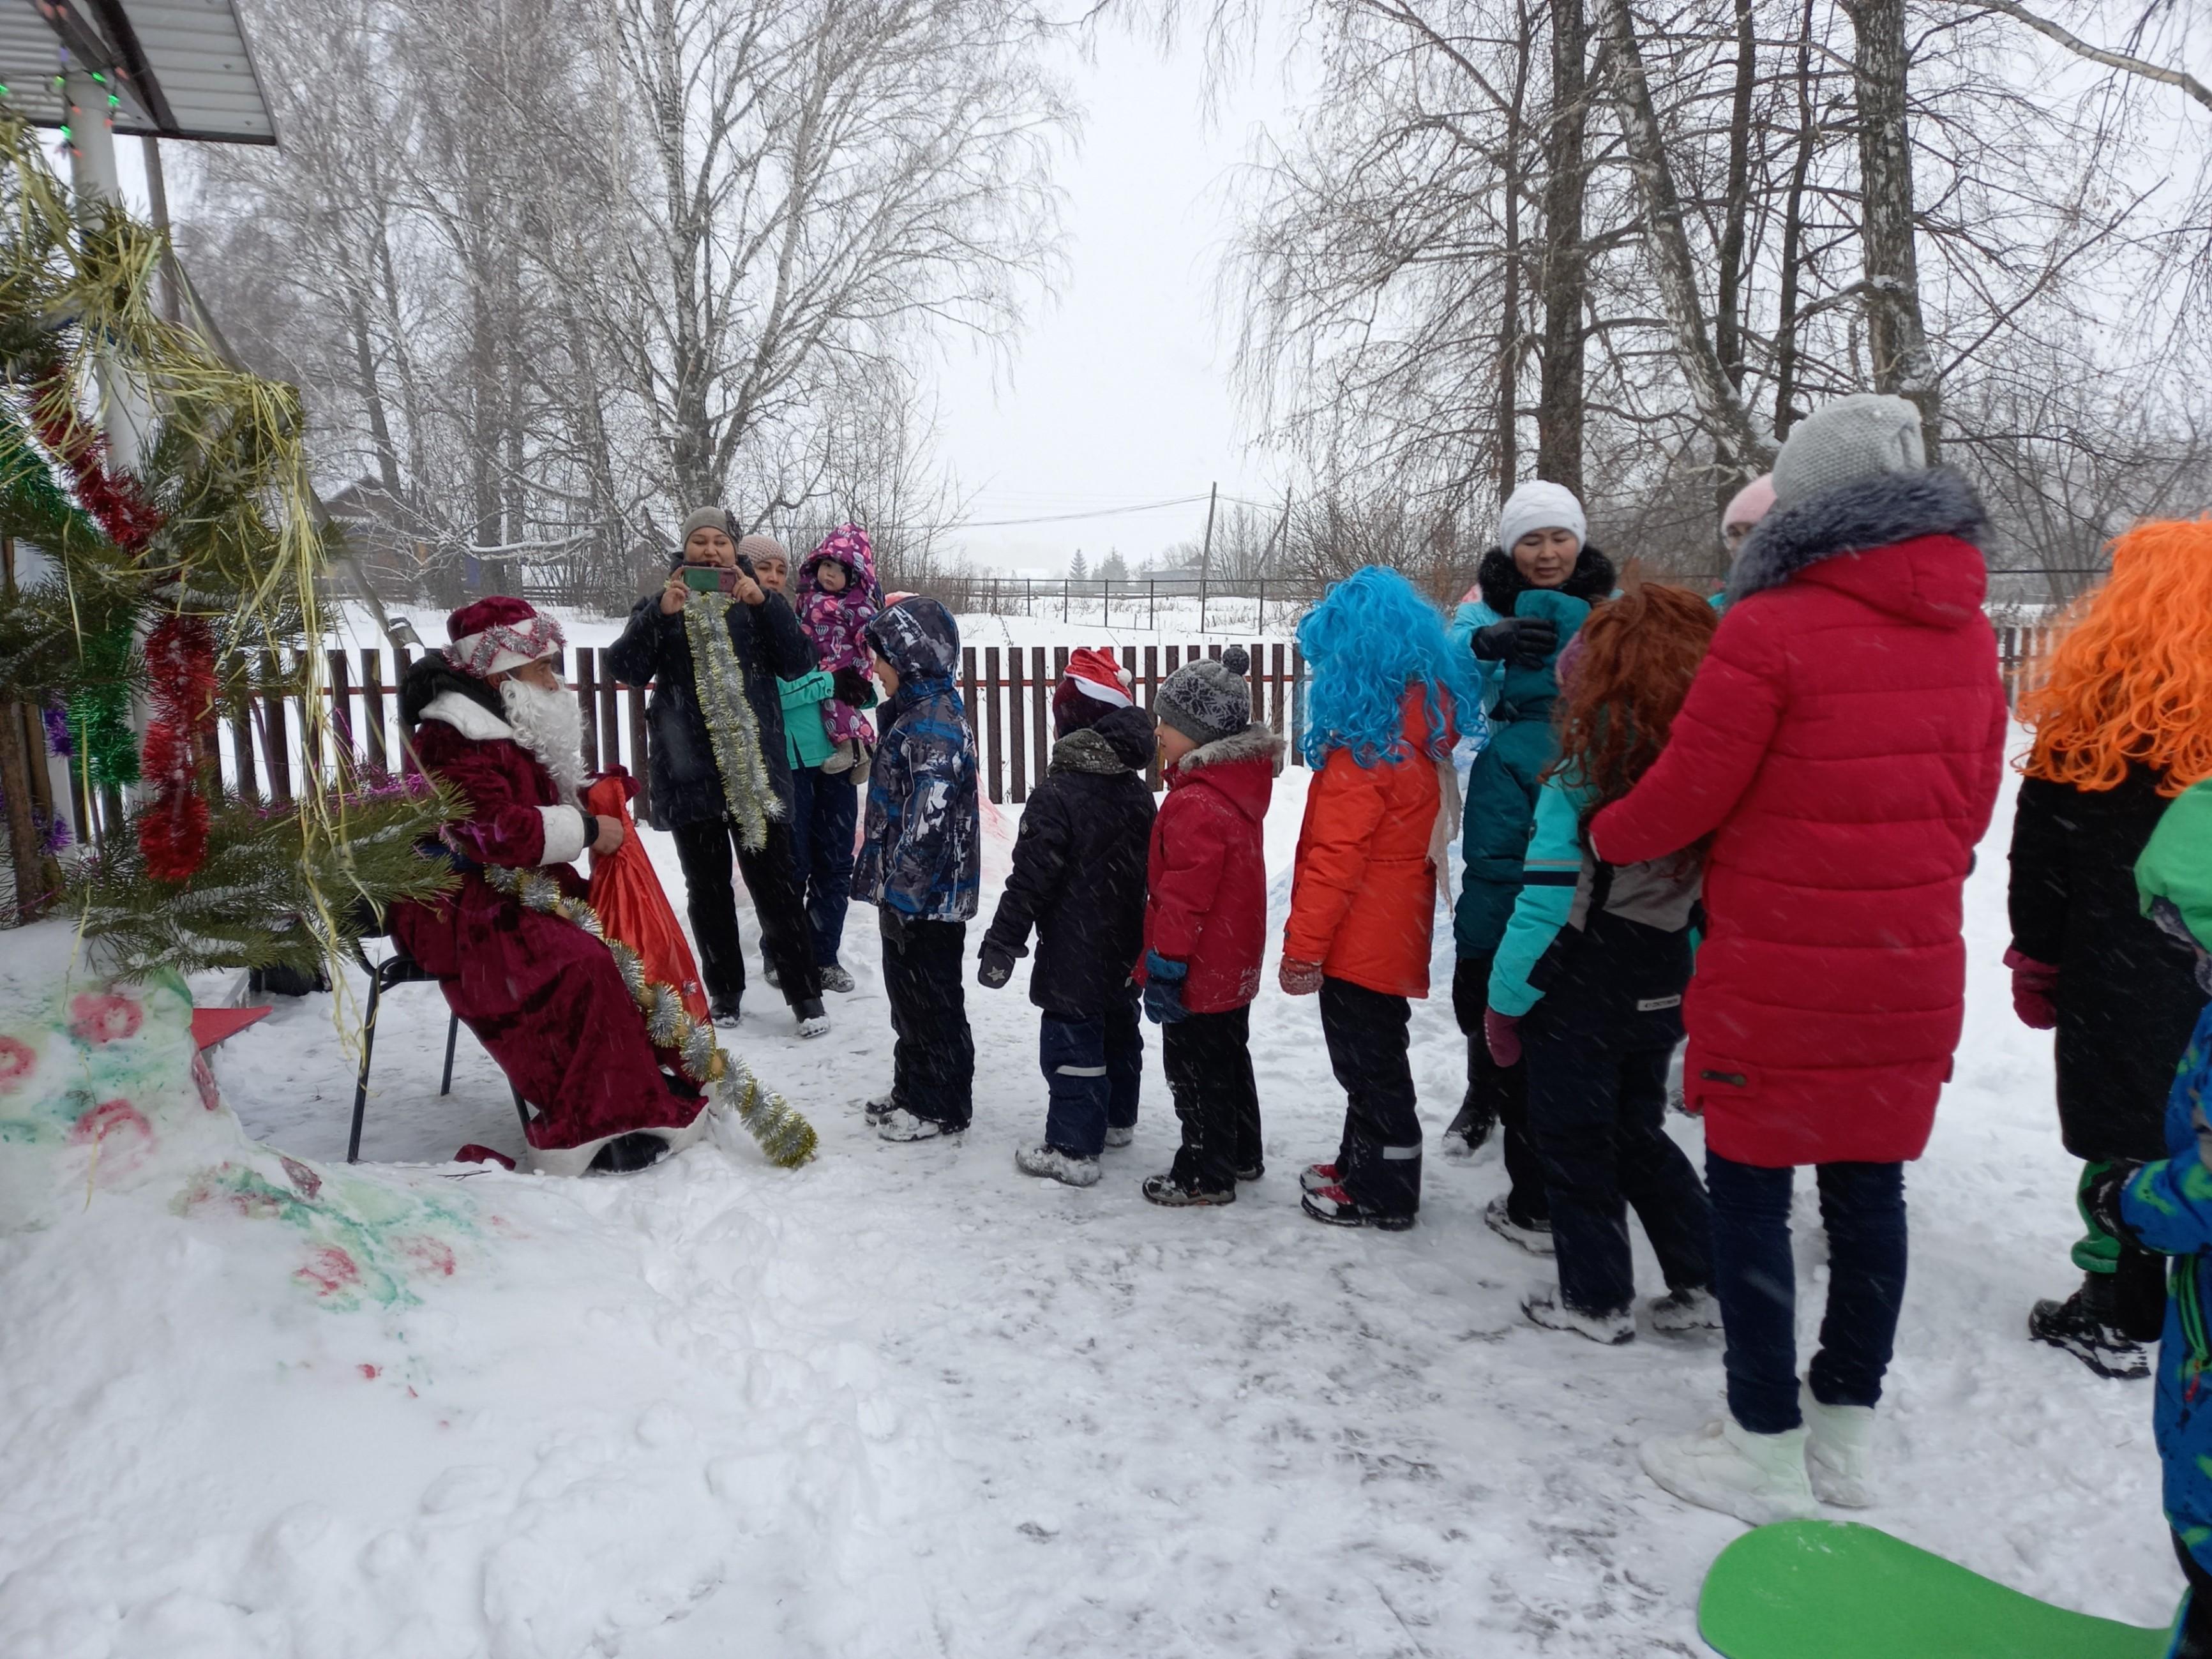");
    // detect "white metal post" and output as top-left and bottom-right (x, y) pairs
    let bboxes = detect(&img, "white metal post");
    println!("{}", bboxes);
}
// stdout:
(63, 66), (147, 473)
